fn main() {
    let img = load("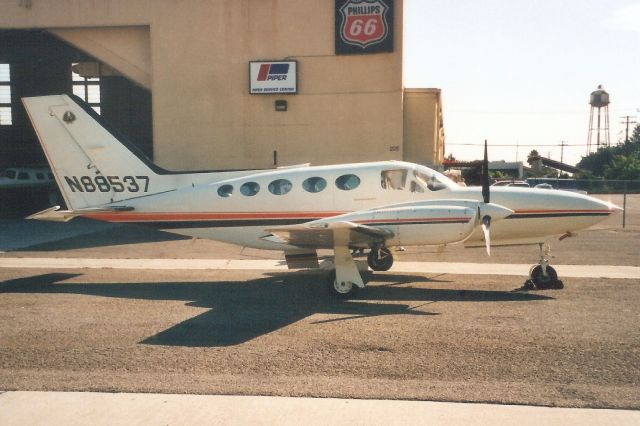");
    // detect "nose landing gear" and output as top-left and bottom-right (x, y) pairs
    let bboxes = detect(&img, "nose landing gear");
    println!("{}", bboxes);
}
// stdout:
(524, 243), (564, 290)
